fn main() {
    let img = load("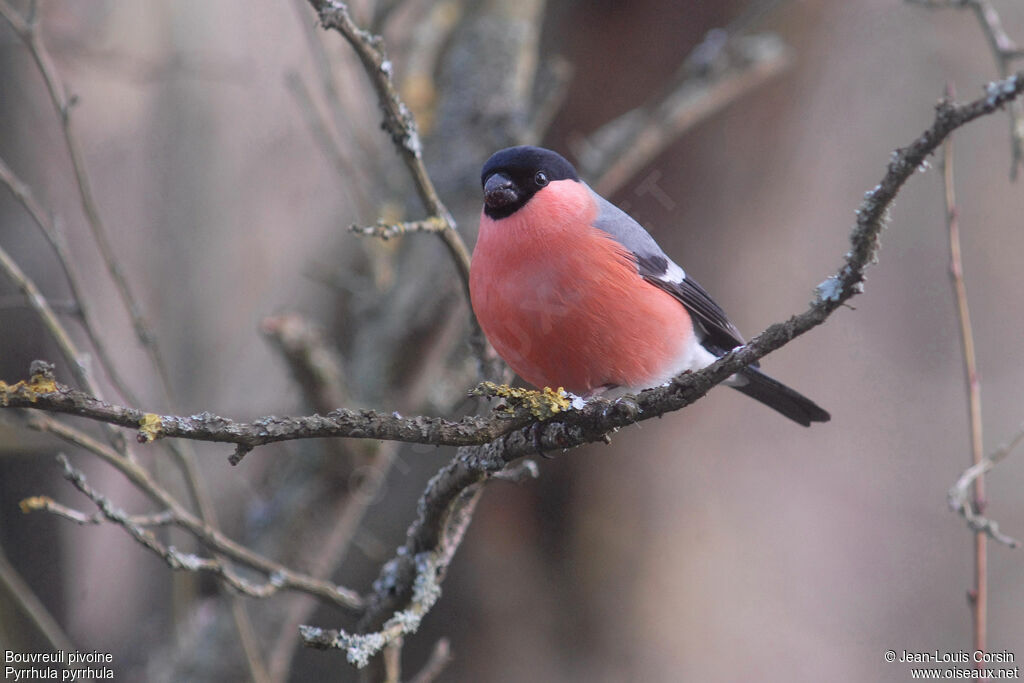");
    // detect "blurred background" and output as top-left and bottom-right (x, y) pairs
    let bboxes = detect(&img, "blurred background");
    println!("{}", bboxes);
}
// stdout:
(1, 0), (1023, 681)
